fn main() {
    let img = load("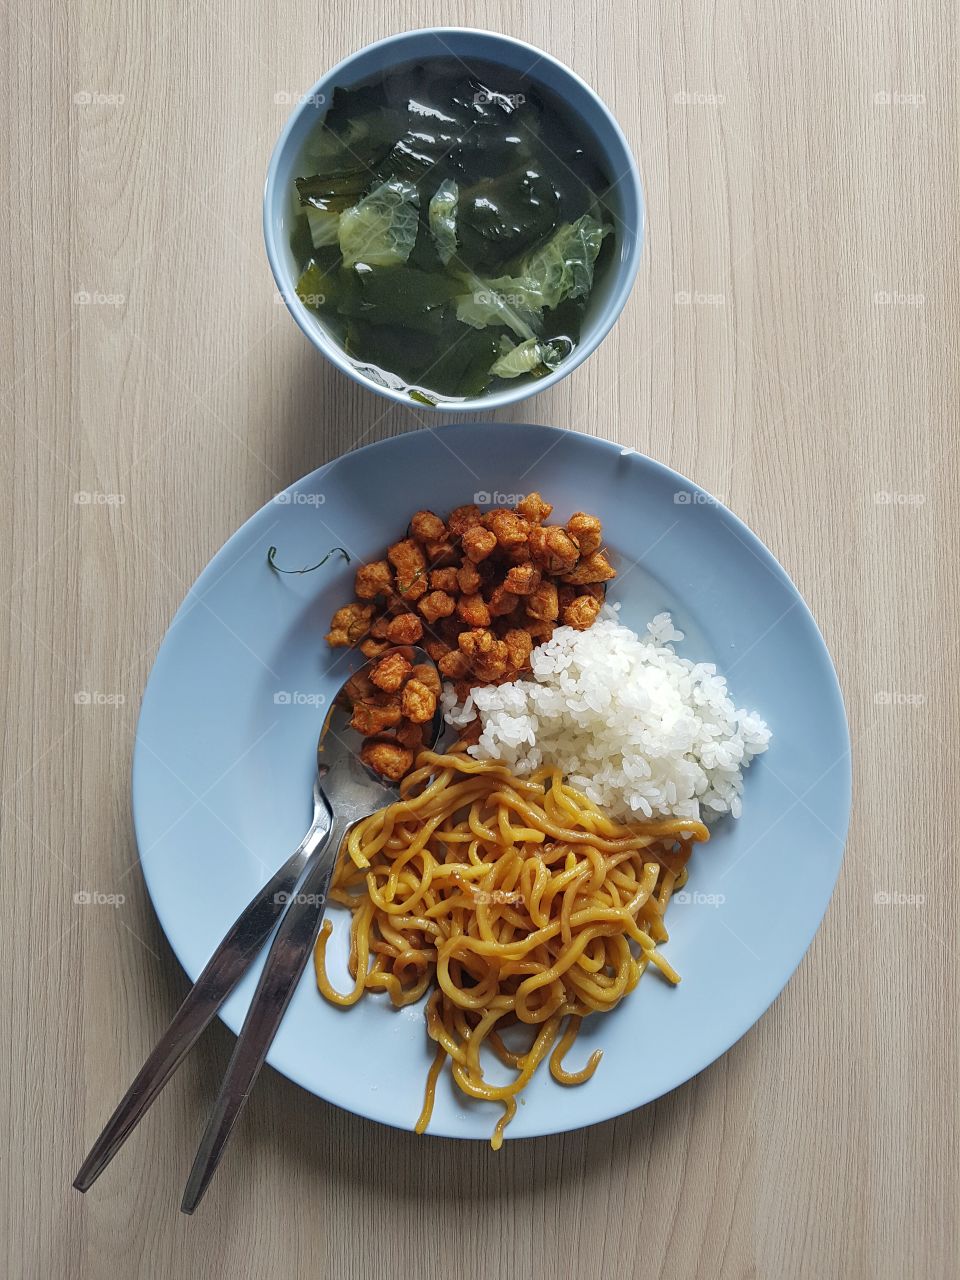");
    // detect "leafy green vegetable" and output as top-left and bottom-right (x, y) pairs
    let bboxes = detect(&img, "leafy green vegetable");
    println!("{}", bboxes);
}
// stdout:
(295, 261), (329, 310)
(428, 180), (459, 265)
(304, 207), (340, 248)
(295, 259), (363, 314)
(478, 273), (547, 311)
(454, 271), (541, 341)
(516, 214), (608, 309)
(337, 265), (461, 334)
(338, 179), (420, 268)
(490, 336), (562, 379)
(345, 319), (499, 398)
(344, 320), (434, 378)
(296, 176), (365, 250)
(295, 173), (372, 205)
(457, 168), (561, 272)
(407, 216), (445, 273)
(304, 109), (403, 175)
(425, 325), (502, 398)
(454, 213), (608, 336)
